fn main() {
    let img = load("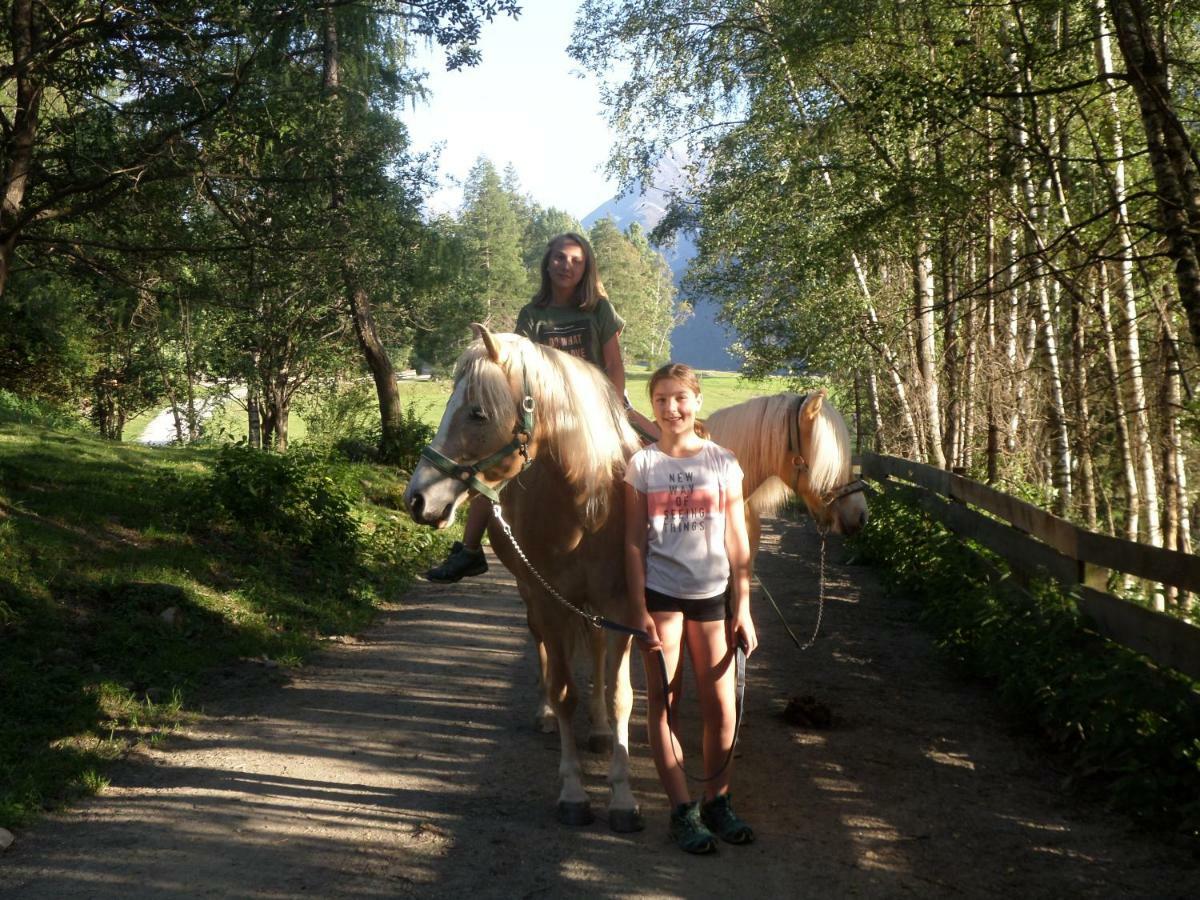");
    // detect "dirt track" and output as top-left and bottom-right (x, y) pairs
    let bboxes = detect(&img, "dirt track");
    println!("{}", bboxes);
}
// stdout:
(2, 515), (1196, 898)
